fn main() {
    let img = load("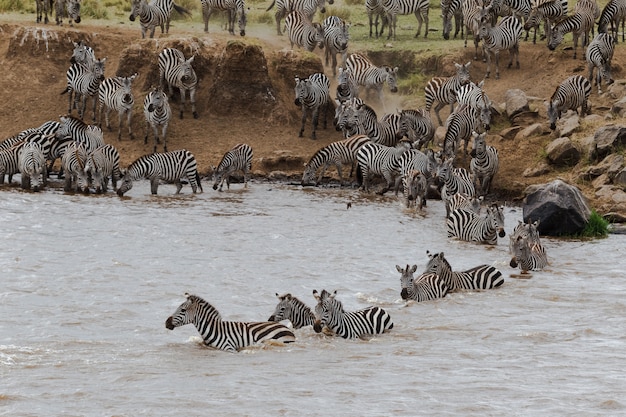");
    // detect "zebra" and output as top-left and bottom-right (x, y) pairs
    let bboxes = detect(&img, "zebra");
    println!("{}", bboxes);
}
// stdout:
(447, 203), (506, 245)
(117, 149), (203, 196)
(201, 0), (247, 36)
(266, 0), (333, 35)
(586, 33), (616, 94)
(84, 144), (122, 193)
(366, 0), (388, 38)
(212, 143), (253, 191)
(56, 115), (106, 154)
(598, 0), (626, 42)
(333, 97), (362, 138)
(312, 289), (393, 339)
(36, 0), (53, 24)
(441, 0), (463, 40)
(285, 11), (325, 52)
(345, 53), (399, 107)
(470, 131), (499, 196)
(55, 0), (81, 26)
(424, 61), (472, 126)
(294, 73), (331, 140)
(398, 108), (434, 150)
(166, 293), (296, 353)
(548, 5), (596, 59)
(18, 142), (47, 192)
(446, 192), (482, 216)
(455, 80), (493, 125)
(442, 103), (486, 162)
(396, 265), (449, 302)
(402, 169), (428, 211)
(61, 141), (89, 193)
(356, 140), (412, 194)
(158, 48), (198, 119)
(129, 0), (191, 39)
(509, 218), (542, 254)
(523, 0), (568, 44)
(98, 73), (138, 141)
(462, 0), (484, 61)
(335, 67), (359, 104)
(344, 102), (404, 147)
(436, 158), (476, 217)
(268, 293), (317, 328)
(382, 0), (430, 40)
(143, 86), (172, 153)
(70, 40), (95, 66)
(301, 134), (371, 186)
(323, 16), (350, 77)
(546, 75), (592, 130)
(424, 251), (504, 291)
(61, 58), (107, 122)
(0, 142), (24, 185)
(478, 14), (523, 80)
(509, 234), (548, 273)
(393, 147), (439, 196)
